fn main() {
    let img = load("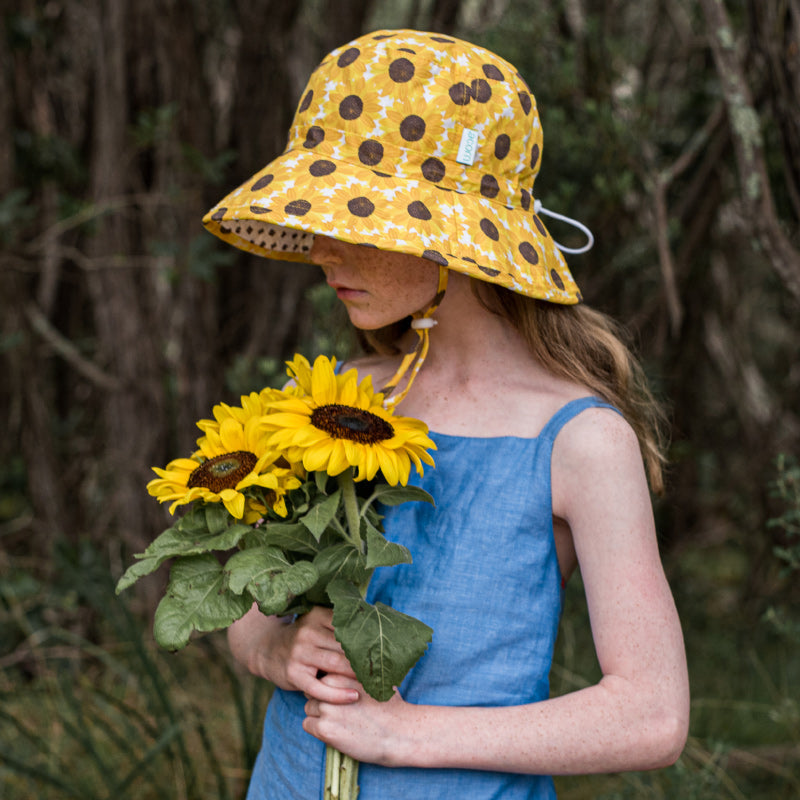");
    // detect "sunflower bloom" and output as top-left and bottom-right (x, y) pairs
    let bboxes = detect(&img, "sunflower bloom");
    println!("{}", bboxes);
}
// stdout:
(147, 410), (301, 519)
(261, 355), (435, 485)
